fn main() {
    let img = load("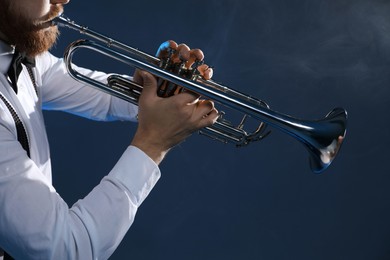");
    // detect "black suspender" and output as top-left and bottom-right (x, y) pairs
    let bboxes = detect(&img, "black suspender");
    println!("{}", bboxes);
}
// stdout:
(0, 66), (37, 158)
(3, 251), (13, 260)
(0, 92), (30, 158)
